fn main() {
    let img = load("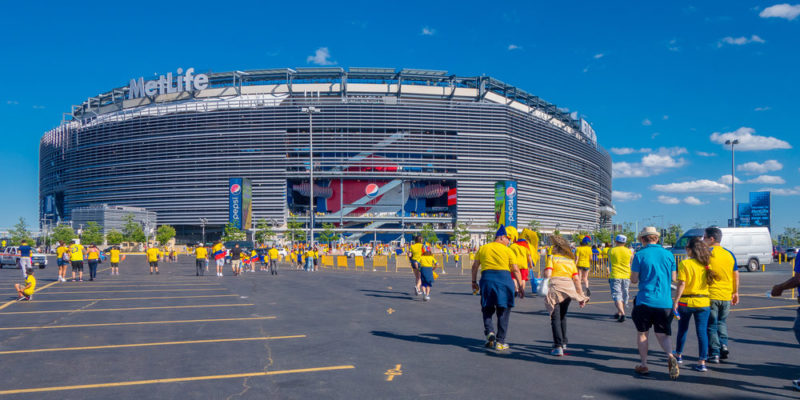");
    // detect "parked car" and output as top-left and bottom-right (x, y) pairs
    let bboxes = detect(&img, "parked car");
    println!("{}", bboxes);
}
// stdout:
(672, 227), (772, 272)
(345, 247), (373, 258)
(787, 247), (798, 261)
(0, 246), (48, 269)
